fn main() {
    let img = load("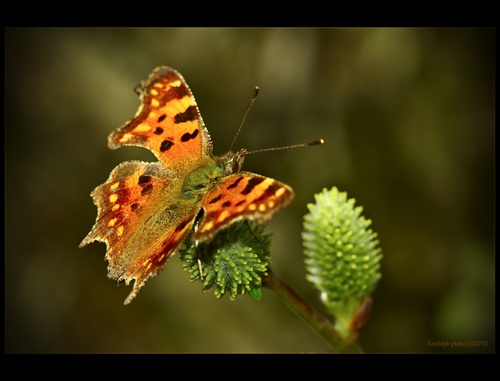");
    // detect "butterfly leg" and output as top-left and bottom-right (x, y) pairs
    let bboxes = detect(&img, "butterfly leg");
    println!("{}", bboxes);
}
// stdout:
(244, 220), (261, 244)
(196, 248), (204, 281)
(193, 216), (205, 281)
